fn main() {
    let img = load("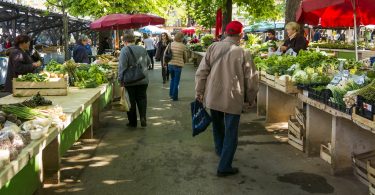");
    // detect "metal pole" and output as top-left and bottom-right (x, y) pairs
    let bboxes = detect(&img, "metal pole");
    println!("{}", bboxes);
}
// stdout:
(352, 0), (358, 61)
